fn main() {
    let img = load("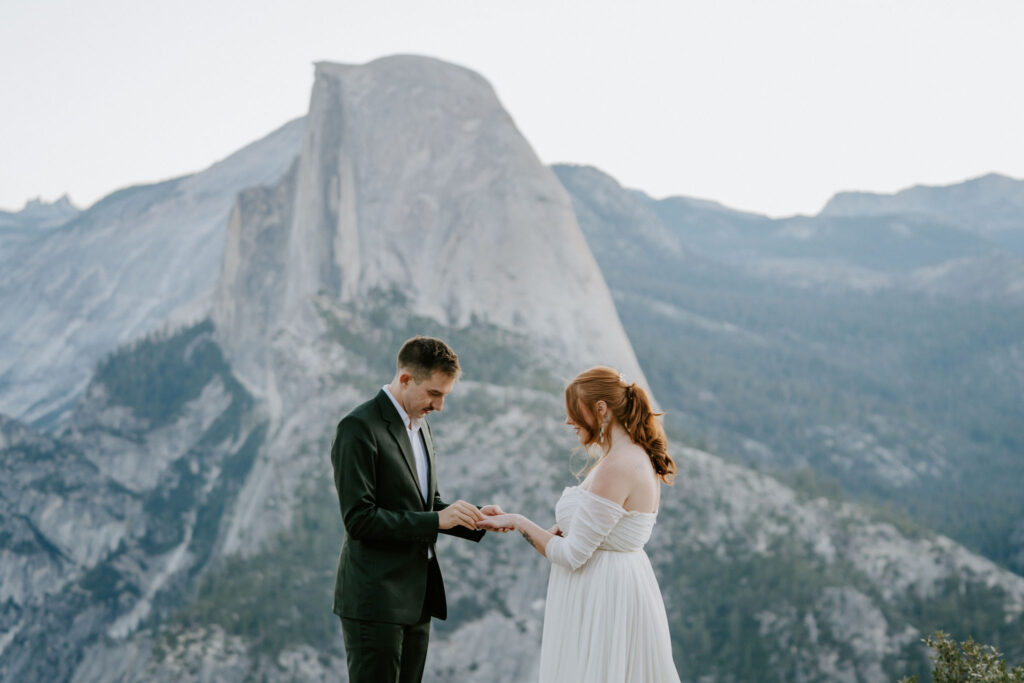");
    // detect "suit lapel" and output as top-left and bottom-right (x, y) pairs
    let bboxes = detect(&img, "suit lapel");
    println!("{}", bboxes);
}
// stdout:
(423, 421), (437, 509)
(376, 391), (421, 493)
